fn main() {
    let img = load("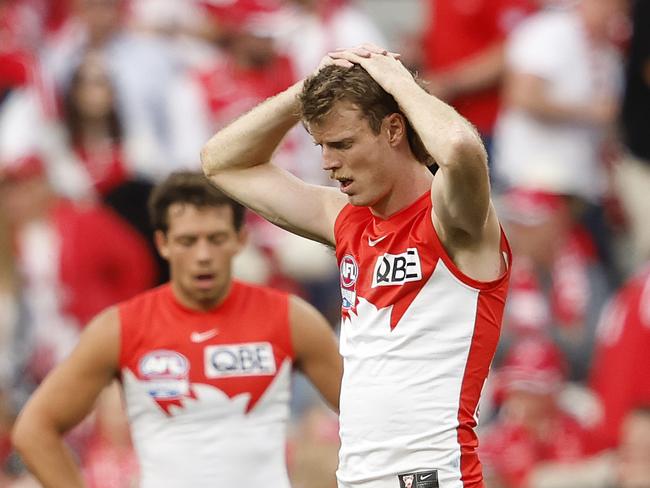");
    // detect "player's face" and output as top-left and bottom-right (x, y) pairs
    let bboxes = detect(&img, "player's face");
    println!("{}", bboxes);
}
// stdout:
(309, 101), (397, 209)
(156, 203), (245, 310)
